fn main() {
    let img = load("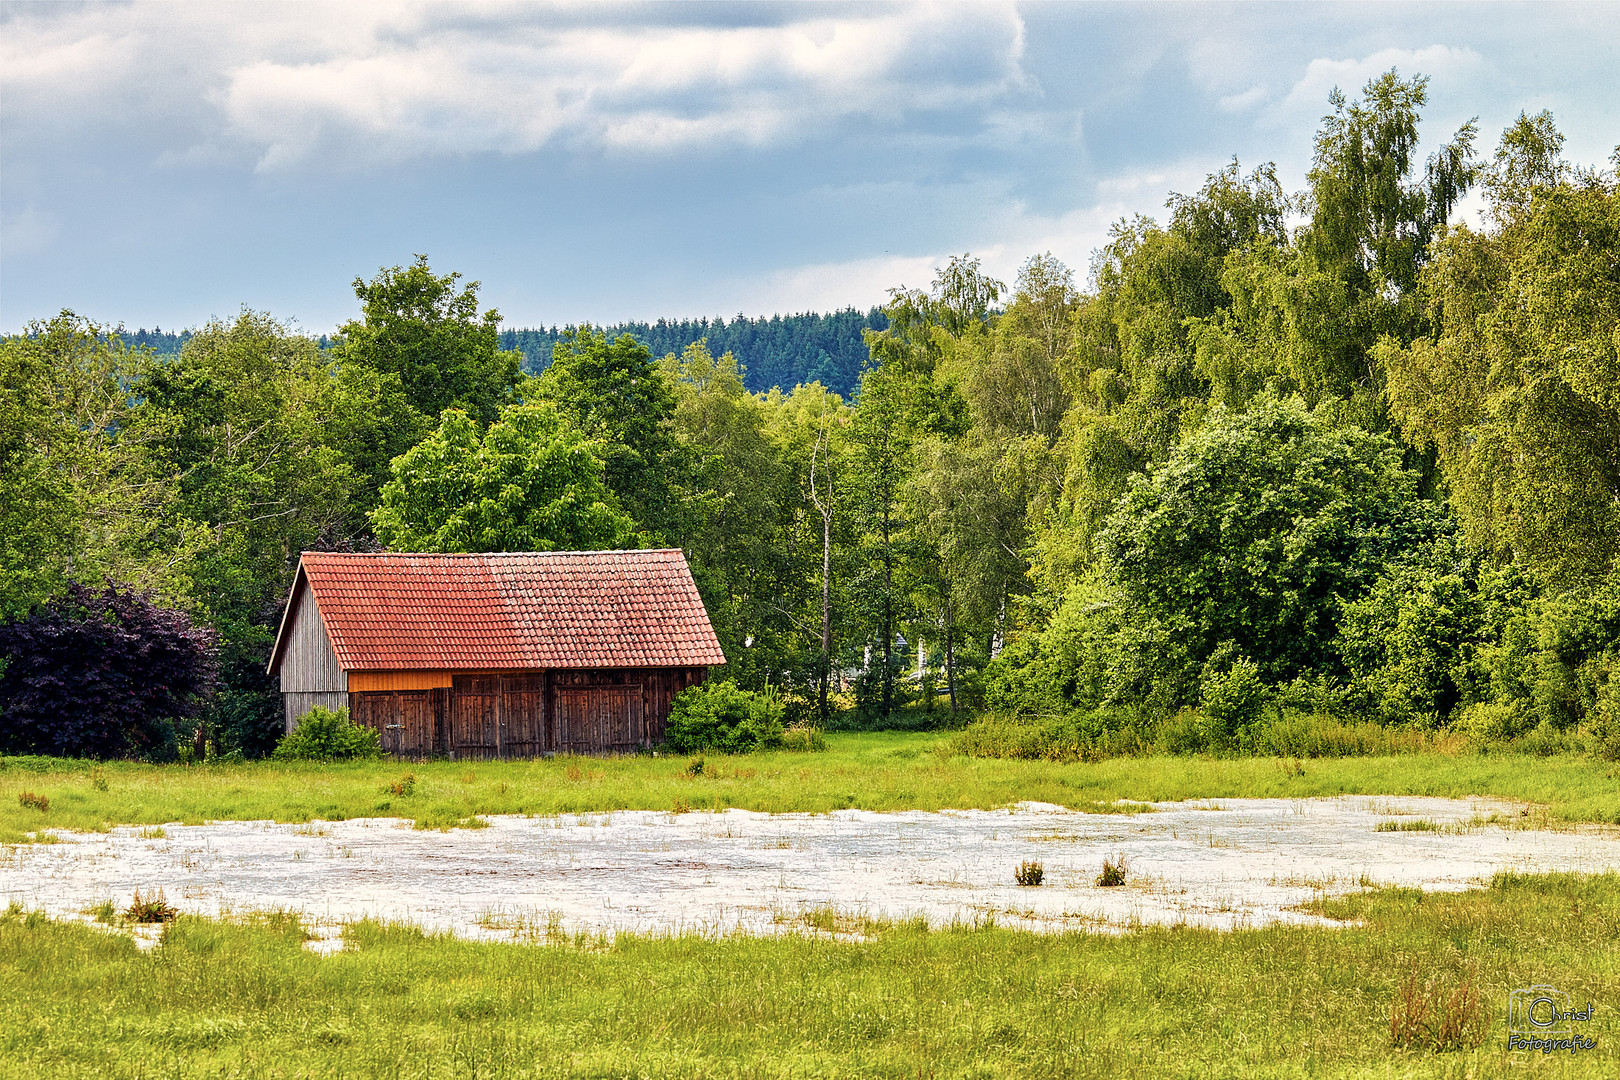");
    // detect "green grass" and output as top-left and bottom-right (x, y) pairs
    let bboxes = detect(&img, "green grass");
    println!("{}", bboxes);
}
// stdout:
(1376, 818), (1442, 832)
(3, 731), (1618, 842)
(1, 872), (1615, 1078)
